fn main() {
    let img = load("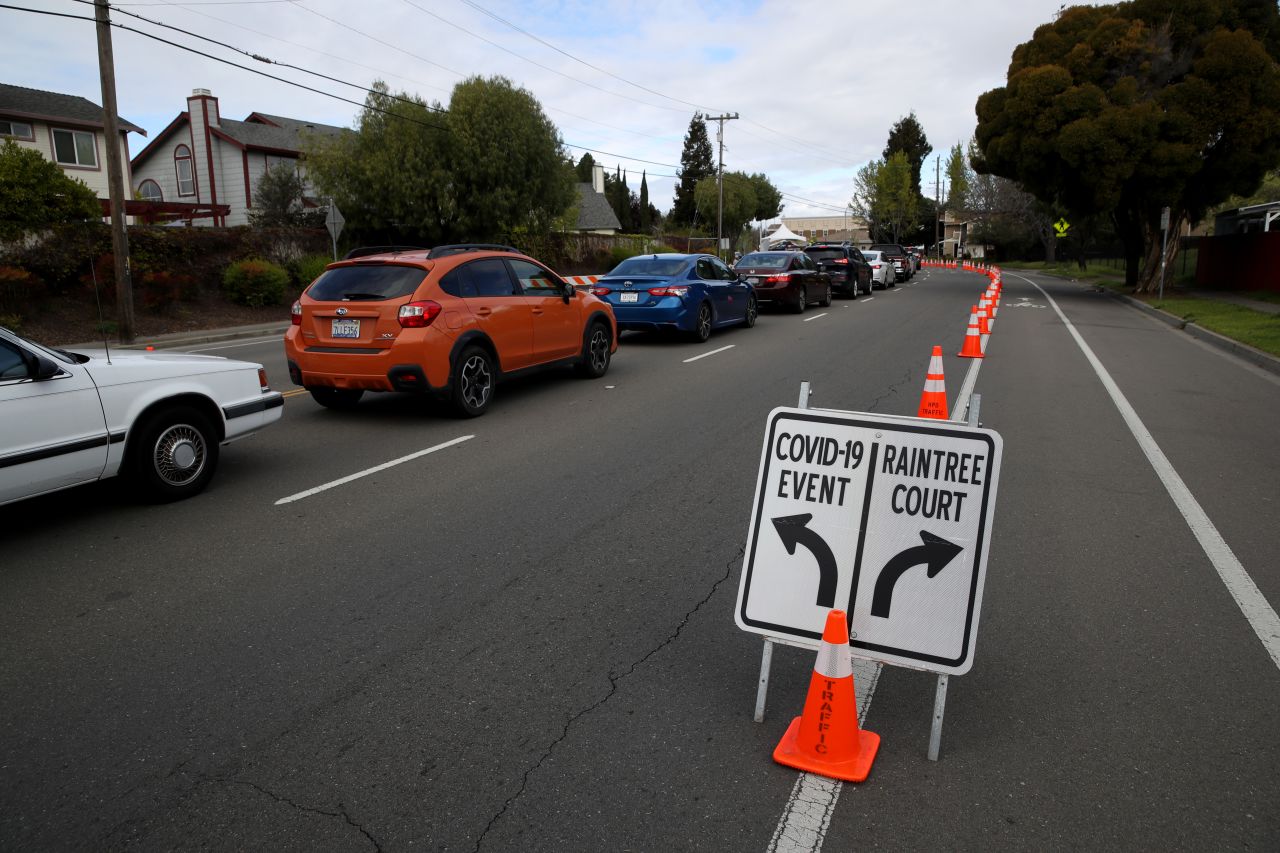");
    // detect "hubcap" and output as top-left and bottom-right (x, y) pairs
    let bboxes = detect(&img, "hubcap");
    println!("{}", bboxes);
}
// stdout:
(589, 330), (609, 371)
(461, 355), (492, 409)
(154, 424), (205, 486)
